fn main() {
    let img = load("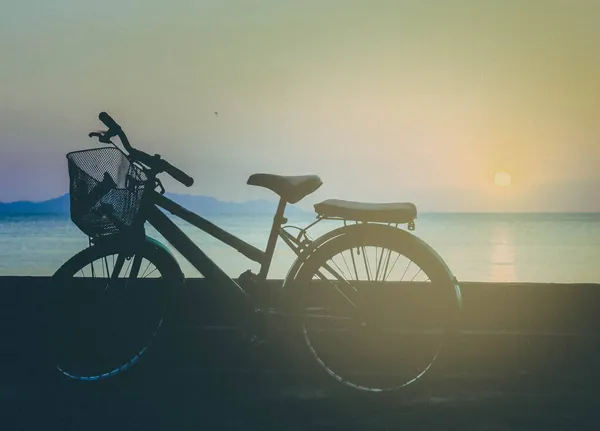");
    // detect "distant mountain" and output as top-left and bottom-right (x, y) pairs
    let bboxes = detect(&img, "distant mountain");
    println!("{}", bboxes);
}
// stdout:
(0, 194), (70, 215)
(163, 193), (307, 216)
(0, 193), (309, 216)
